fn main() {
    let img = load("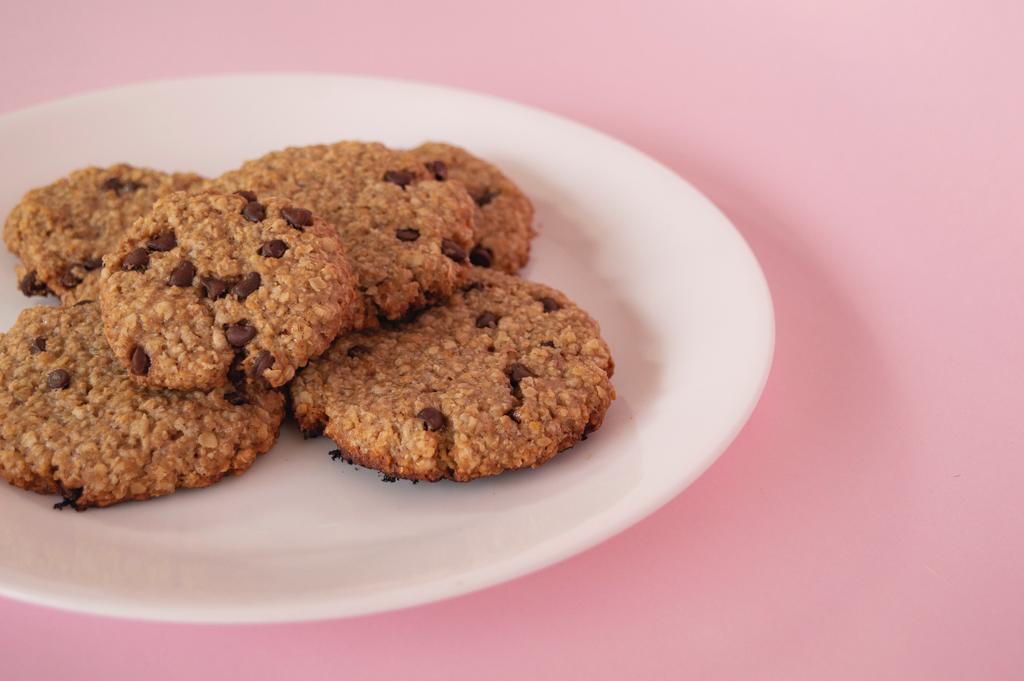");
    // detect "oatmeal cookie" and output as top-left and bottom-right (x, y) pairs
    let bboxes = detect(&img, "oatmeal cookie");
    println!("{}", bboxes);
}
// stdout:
(99, 191), (357, 390)
(290, 268), (614, 482)
(0, 302), (284, 509)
